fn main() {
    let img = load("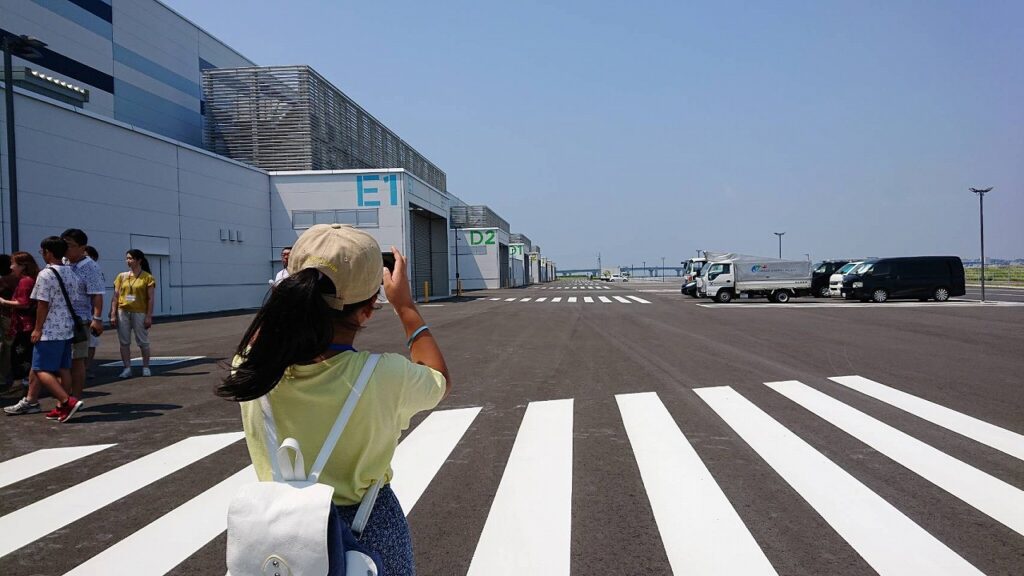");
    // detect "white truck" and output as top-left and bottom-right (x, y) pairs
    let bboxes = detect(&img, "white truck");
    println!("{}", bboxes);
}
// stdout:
(698, 253), (812, 303)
